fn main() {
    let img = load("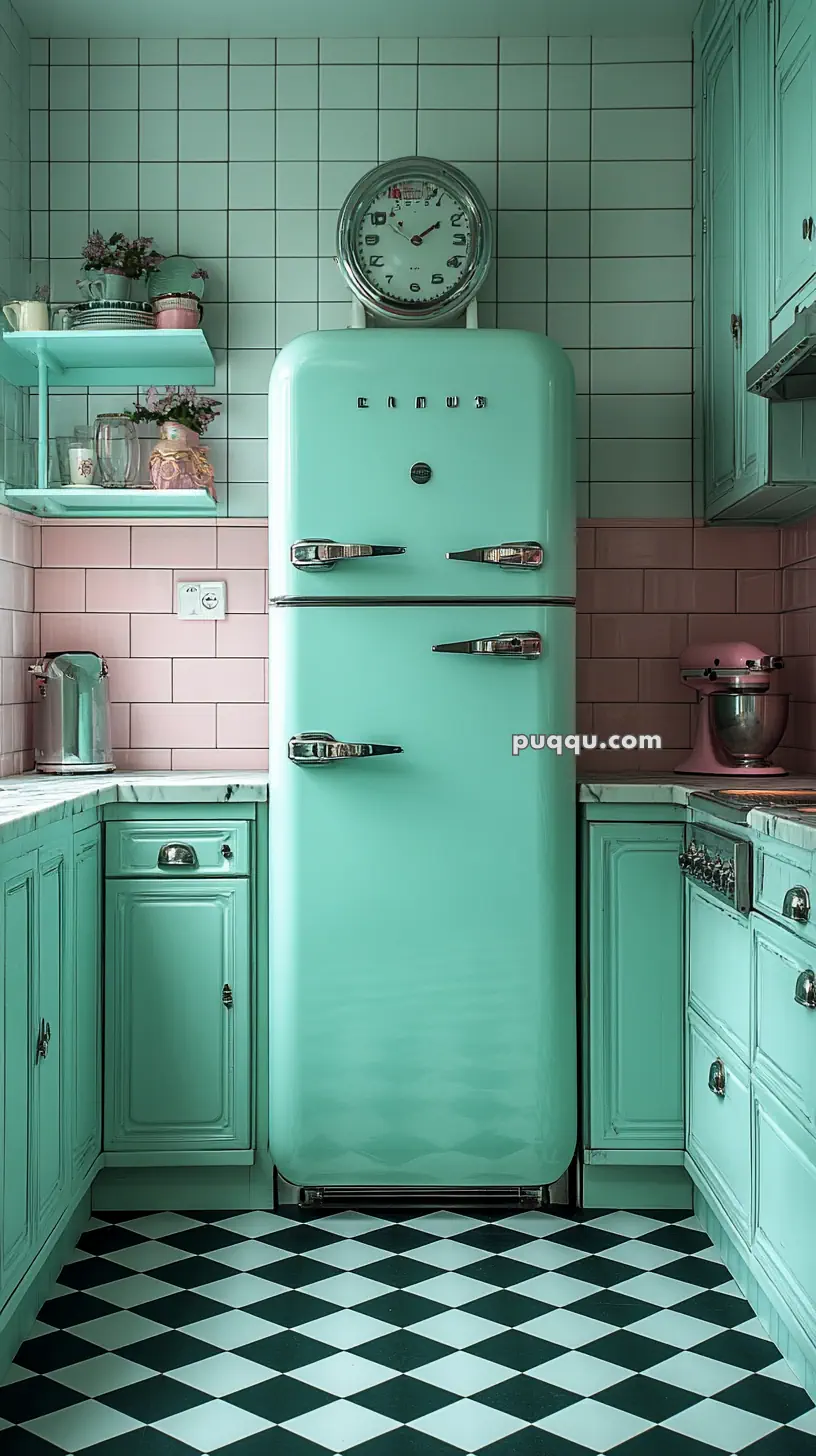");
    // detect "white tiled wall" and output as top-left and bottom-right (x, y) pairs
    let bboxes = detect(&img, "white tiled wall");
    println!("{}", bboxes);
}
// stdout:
(31, 35), (692, 518)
